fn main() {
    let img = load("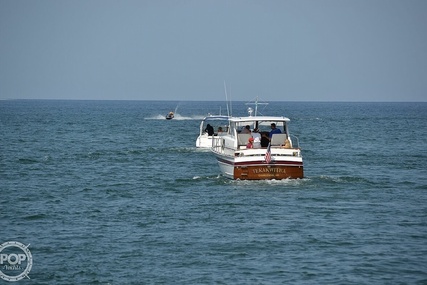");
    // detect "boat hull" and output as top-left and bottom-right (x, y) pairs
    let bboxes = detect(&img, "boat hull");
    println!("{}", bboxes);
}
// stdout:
(215, 155), (303, 180)
(196, 134), (214, 148)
